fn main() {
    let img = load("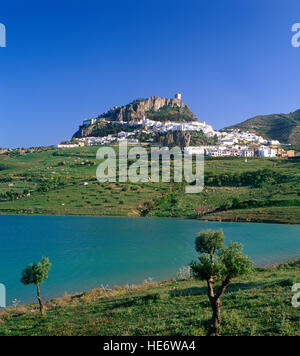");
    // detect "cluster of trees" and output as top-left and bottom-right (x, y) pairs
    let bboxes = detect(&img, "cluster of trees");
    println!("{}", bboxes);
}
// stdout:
(137, 193), (180, 217)
(156, 194), (178, 211)
(0, 176), (13, 183)
(0, 189), (30, 201)
(0, 164), (8, 171)
(205, 169), (290, 188)
(220, 197), (300, 211)
(189, 132), (218, 146)
(146, 105), (196, 122)
(91, 122), (136, 137)
(37, 176), (69, 192)
(137, 200), (155, 216)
